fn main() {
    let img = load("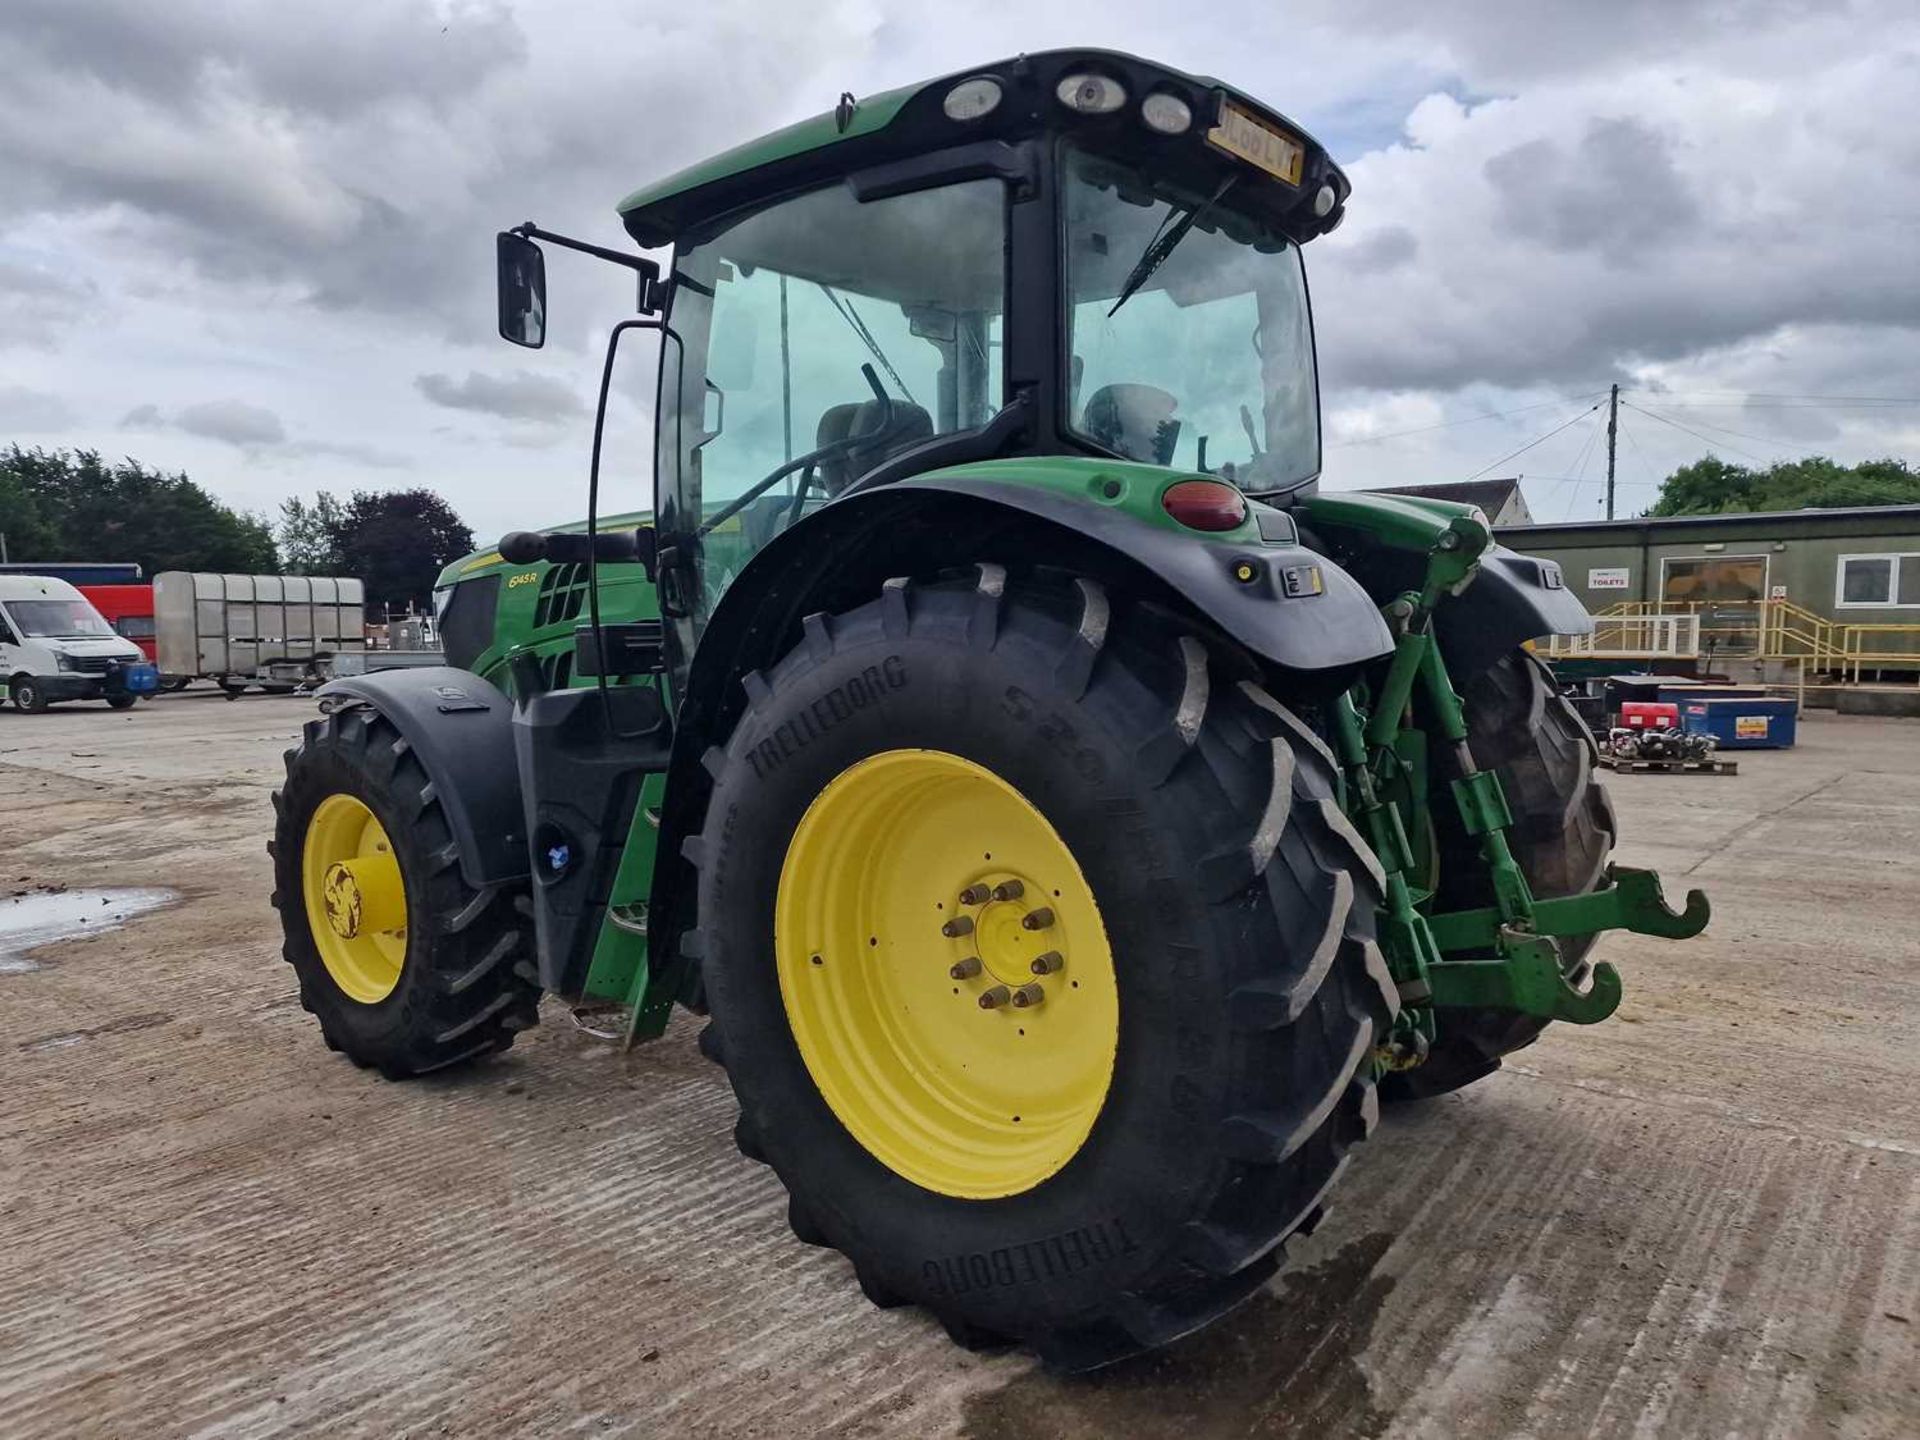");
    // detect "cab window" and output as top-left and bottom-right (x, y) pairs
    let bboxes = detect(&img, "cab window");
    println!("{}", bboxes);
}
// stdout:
(662, 178), (1007, 622)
